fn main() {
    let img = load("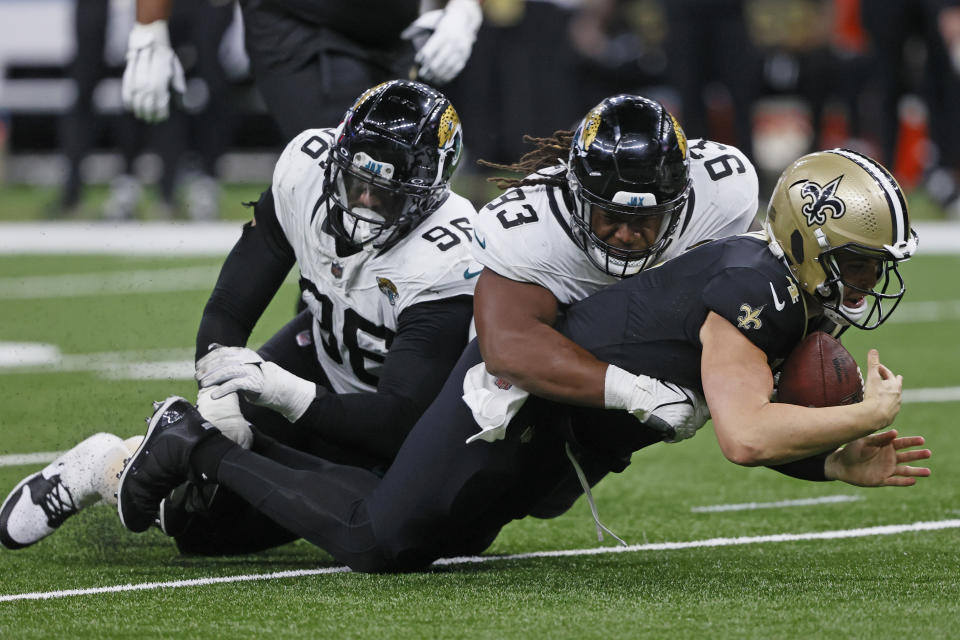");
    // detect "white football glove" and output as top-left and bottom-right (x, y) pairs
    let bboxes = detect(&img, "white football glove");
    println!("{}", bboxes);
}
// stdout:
(402, 0), (482, 84)
(198, 350), (316, 424)
(196, 387), (253, 449)
(604, 365), (711, 443)
(121, 20), (186, 123)
(196, 344), (263, 381)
